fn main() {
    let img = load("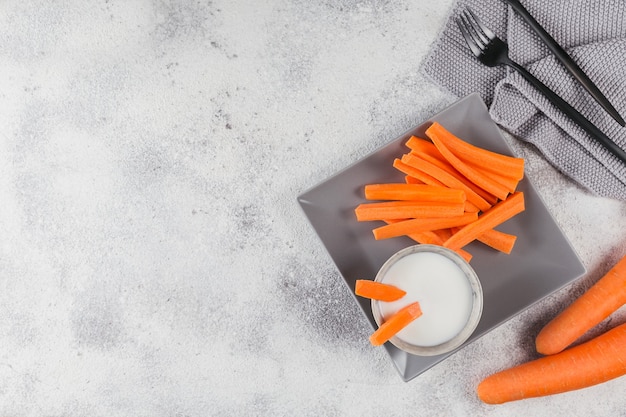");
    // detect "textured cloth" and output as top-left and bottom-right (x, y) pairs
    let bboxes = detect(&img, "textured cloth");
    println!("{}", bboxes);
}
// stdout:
(422, 0), (626, 200)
